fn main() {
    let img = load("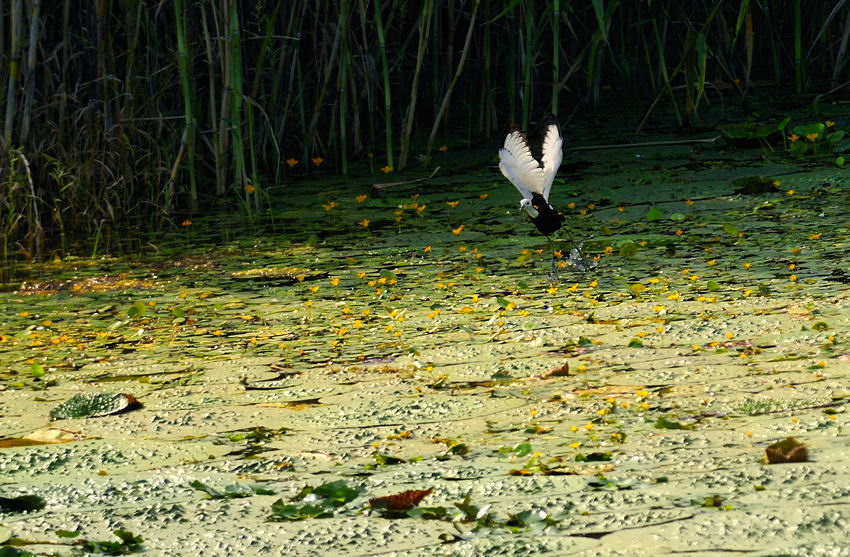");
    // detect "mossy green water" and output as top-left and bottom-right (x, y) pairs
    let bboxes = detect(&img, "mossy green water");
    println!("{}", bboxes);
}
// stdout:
(2, 136), (850, 555)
